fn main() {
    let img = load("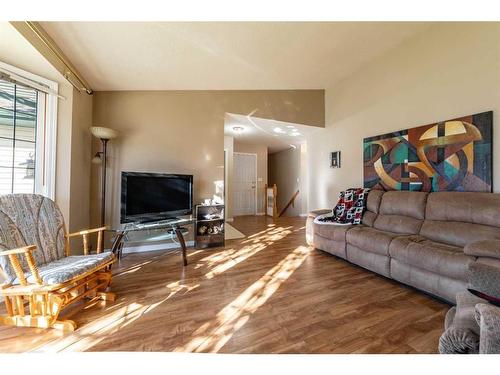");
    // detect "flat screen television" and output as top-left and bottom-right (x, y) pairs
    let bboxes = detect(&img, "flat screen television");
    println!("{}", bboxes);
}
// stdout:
(121, 172), (193, 223)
